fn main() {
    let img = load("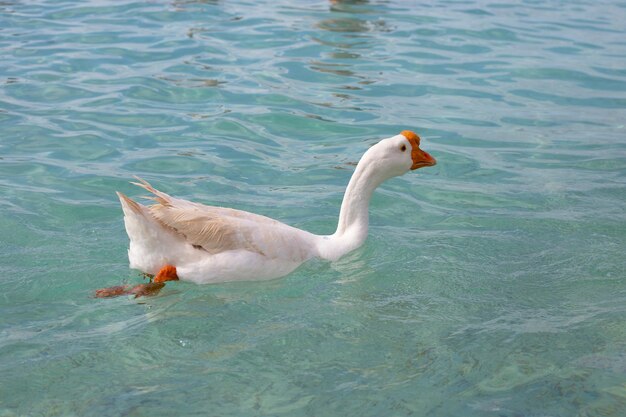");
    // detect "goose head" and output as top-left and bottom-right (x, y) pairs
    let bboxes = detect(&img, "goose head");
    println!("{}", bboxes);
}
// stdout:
(361, 130), (437, 182)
